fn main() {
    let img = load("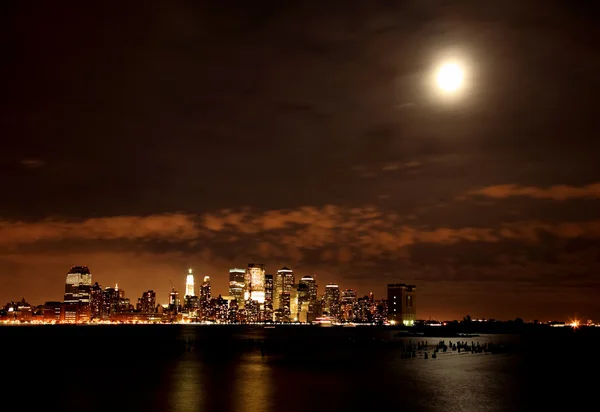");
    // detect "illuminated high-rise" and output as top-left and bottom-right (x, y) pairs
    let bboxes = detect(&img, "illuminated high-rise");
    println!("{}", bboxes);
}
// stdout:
(169, 288), (181, 312)
(244, 263), (266, 304)
(387, 284), (417, 326)
(229, 268), (245, 302)
(90, 282), (103, 319)
(64, 266), (92, 305)
(324, 283), (340, 317)
(185, 268), (195, 297)
(264, 274), (274, 320)
(103, 286), (119, 316)
(341, 289), (357, 304)
(274, 267), (294, 310)
(140, 290), (156, 313)
(200, 276), (211, 301)
(299, 275), (317, 302)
